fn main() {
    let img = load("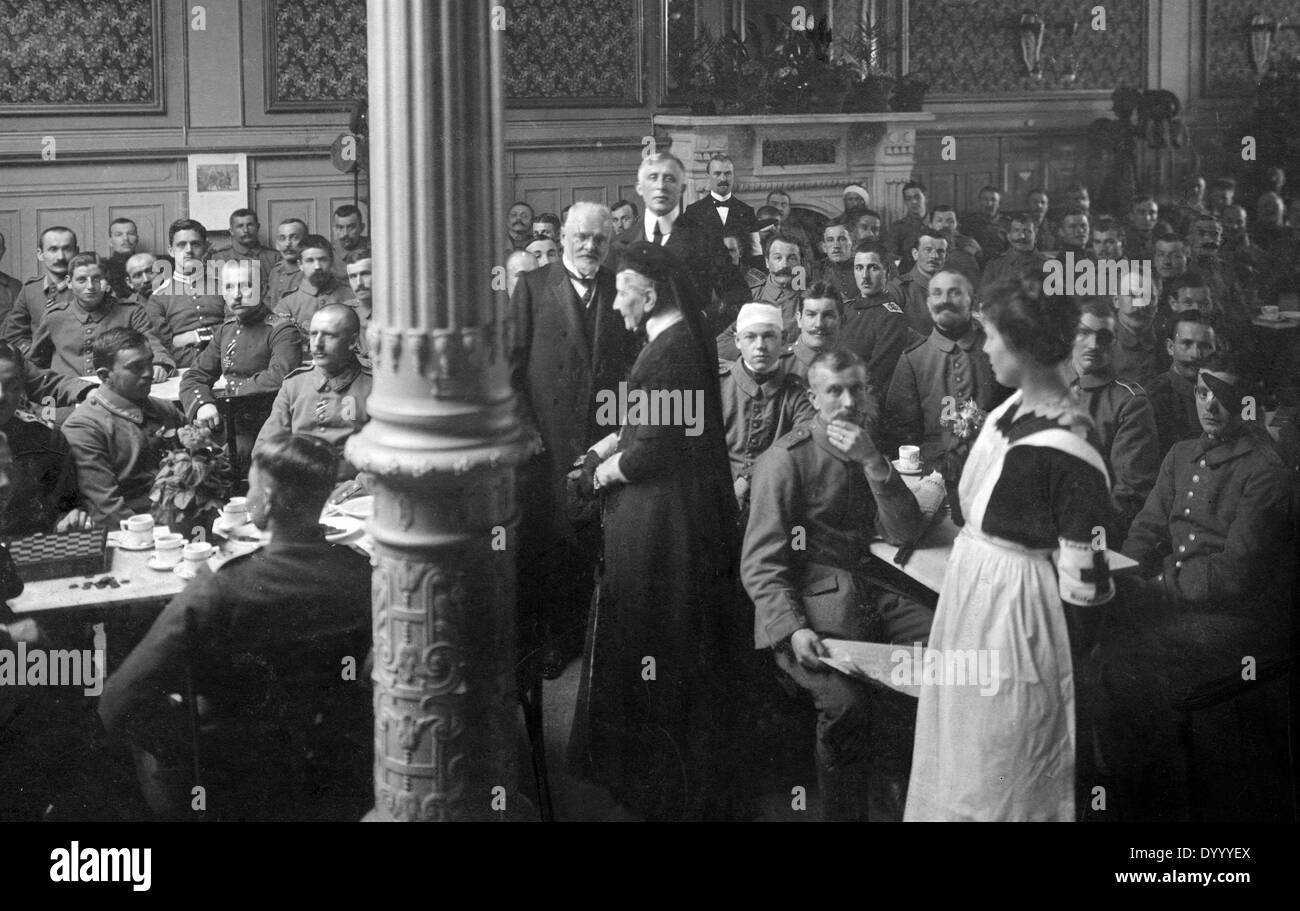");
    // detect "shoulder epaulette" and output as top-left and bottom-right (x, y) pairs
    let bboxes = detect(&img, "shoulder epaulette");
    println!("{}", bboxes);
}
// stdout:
(904, 332), (928, 353)
(718, 359), (732, 377)
(1114, 378), (1145, 397)
(774, 425), (813, 449)
(881, 299), (904, 314)
(284, 364), (315, 379)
